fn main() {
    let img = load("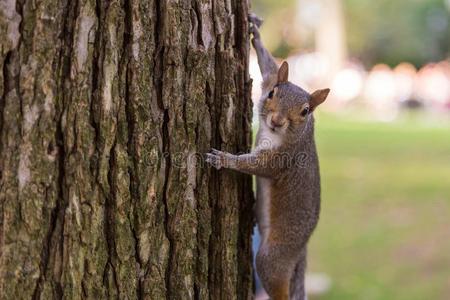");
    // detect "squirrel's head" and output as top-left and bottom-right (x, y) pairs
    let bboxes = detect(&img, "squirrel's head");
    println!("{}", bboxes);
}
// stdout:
(259, 61), (330, 139)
